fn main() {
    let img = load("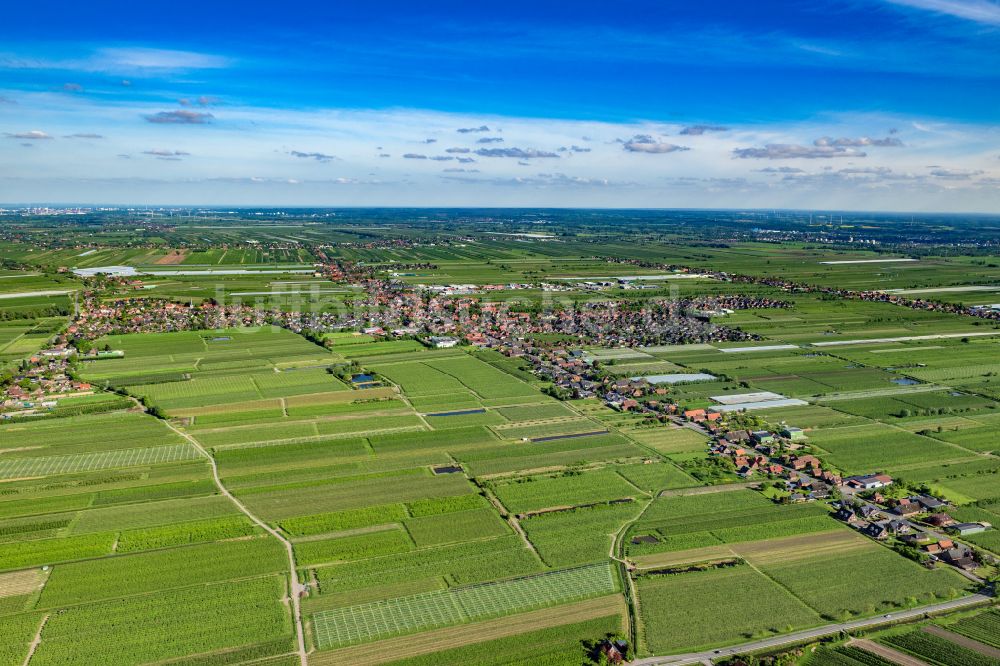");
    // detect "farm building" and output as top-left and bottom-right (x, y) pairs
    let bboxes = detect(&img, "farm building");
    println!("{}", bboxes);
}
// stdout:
(780, 426), (807, 441)
(844, 474), (893, 490)
(723, 429), (750, 444)
(428, 336), (459, 348)
(948, 522), (989, 536)
(925, 513), (955, 528)
(915, 495), (947, 511)
(939, 547), (978, 570)
(893, 499), (922, 517)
